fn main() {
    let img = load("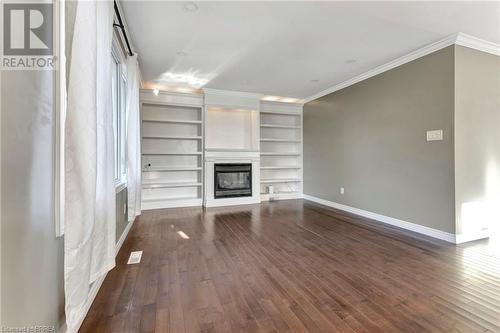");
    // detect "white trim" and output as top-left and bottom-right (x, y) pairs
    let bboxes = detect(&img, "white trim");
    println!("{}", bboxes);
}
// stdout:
(454, 229), (490, 244)
(455, 33), (500, 56)
(115, 181), (127, 193)
(259, 99), (305, 107)
(54, 0), (66, 237)
(303, 194), (457, 243)
(205, 150), (261, 160)
(204, 197), (261, 208)
(139, 88), (203, 98)
(304, 32), (500, 103)
(115, 219), (135, 255)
